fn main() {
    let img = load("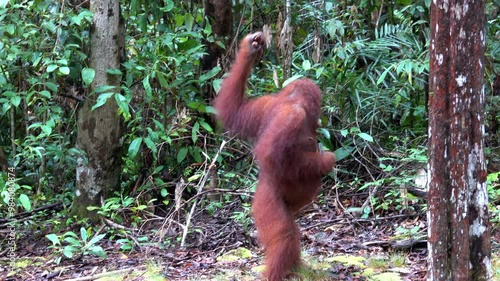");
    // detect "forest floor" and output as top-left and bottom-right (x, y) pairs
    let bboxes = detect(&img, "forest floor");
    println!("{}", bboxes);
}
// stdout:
(1, 189), (499, 281)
